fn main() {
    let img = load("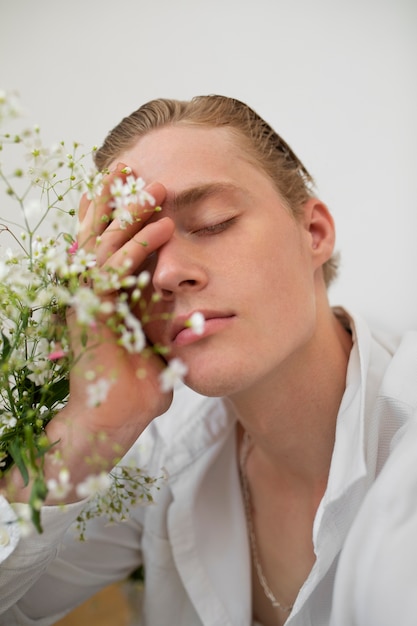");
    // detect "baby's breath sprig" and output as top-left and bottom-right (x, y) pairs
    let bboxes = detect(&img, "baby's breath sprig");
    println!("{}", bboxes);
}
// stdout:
(0, 90), (187, 534)
(75, 465), (166, 541)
